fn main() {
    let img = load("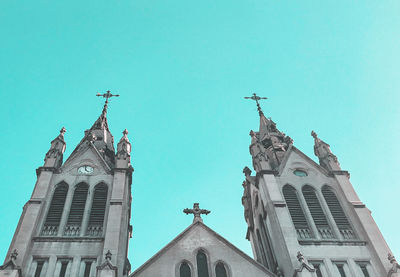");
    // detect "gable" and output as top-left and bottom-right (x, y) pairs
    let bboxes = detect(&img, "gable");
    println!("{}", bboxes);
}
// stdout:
(131, 222), (275, 277)
(278, 146), (329, 179)
(61, 142), (111, 175)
